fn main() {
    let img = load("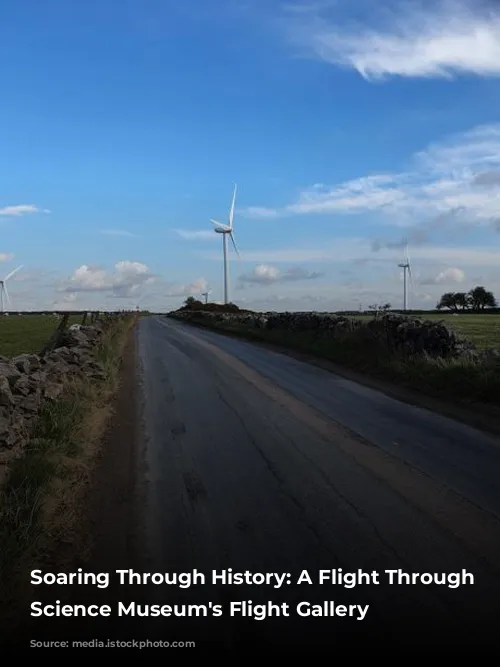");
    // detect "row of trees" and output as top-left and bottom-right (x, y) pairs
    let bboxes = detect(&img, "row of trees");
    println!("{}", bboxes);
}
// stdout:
(436, 286), (497, 312)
